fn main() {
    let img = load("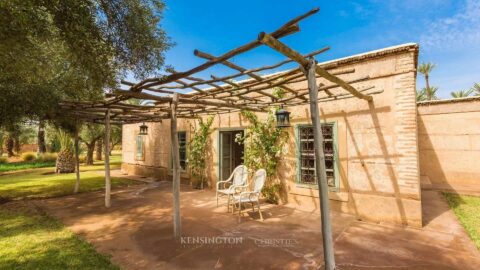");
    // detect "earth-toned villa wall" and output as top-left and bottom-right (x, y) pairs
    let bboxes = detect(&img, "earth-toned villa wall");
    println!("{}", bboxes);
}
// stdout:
(122, 43), (422, 227)
(418, 97), (480, 193)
